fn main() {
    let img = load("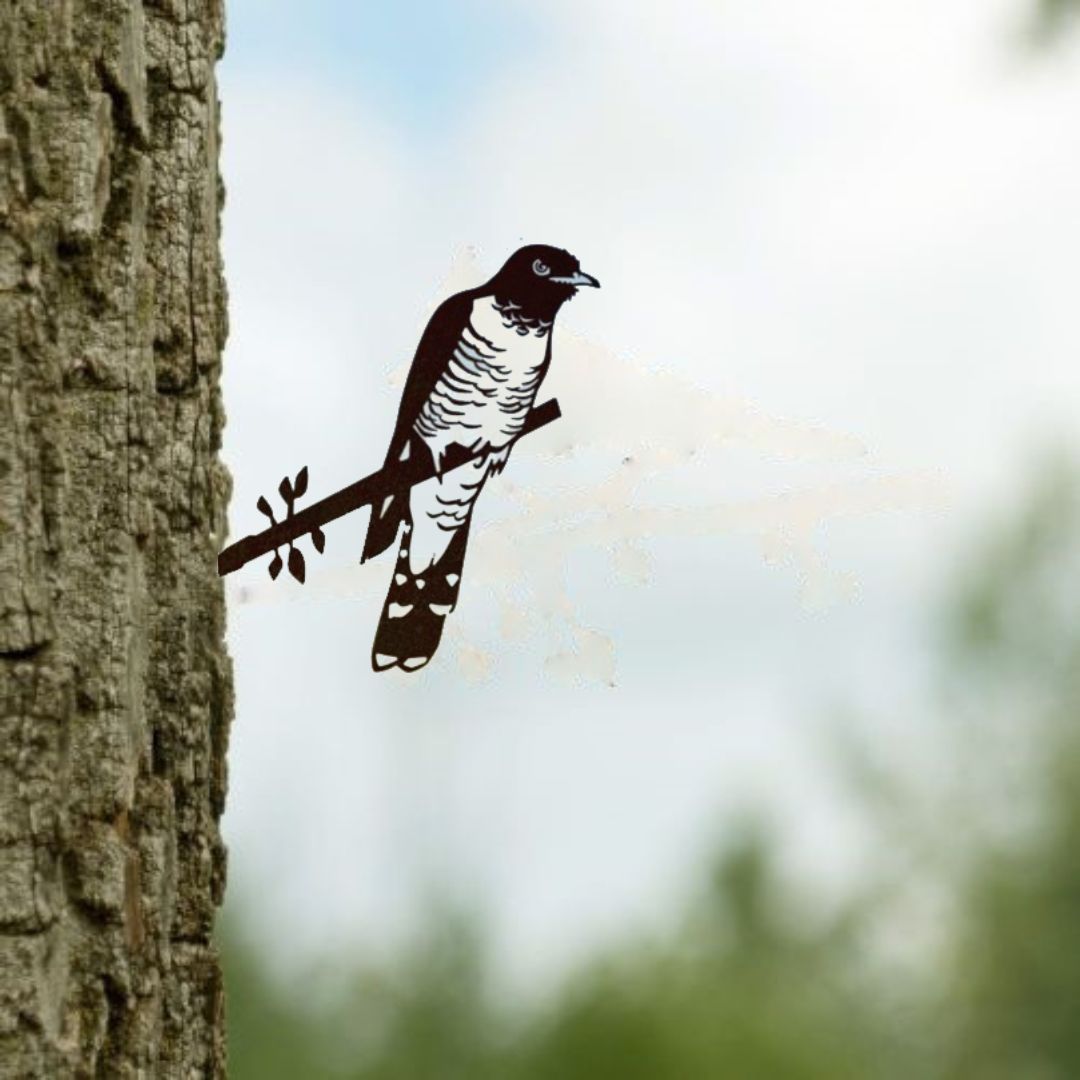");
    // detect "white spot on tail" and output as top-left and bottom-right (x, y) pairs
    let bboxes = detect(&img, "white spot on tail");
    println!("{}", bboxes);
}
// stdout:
(394, 573), (407, 586)
(429, 603), (453, 616)
(399, 548), (408, 560)
(399, 442), (410, 461)
(446, 573), (460, 587)
(380, 494), (394, 517)
(374, 653), (397, 670)
(403, 522), (412, 535)
(416, 578), (426, 590)
(402, 656), (429, 671)
(388, 603), (412, 618)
